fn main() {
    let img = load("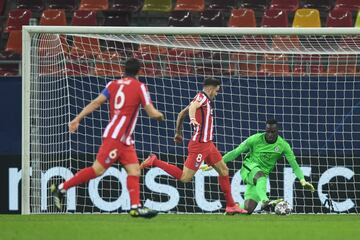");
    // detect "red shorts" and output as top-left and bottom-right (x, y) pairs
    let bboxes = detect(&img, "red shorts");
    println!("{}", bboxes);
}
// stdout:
(184, 141), (222, 171)
(96, 138), (138, 169)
